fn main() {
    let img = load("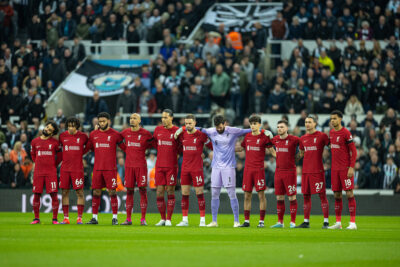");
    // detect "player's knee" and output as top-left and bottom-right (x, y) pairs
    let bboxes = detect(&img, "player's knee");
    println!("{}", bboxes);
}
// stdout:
(139, 187), (146, 193)
(345, 190), (354, 198)
(166, 187), (175, 195)
(288, 195), (296, 201)
(76, 190), (84, 198)
(109, 189), (117, 196)
(334, 192), (342, 199)
(62, 190), (69, 196)
(93, 189), (102, 196)
(276, 195), (284, 201)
